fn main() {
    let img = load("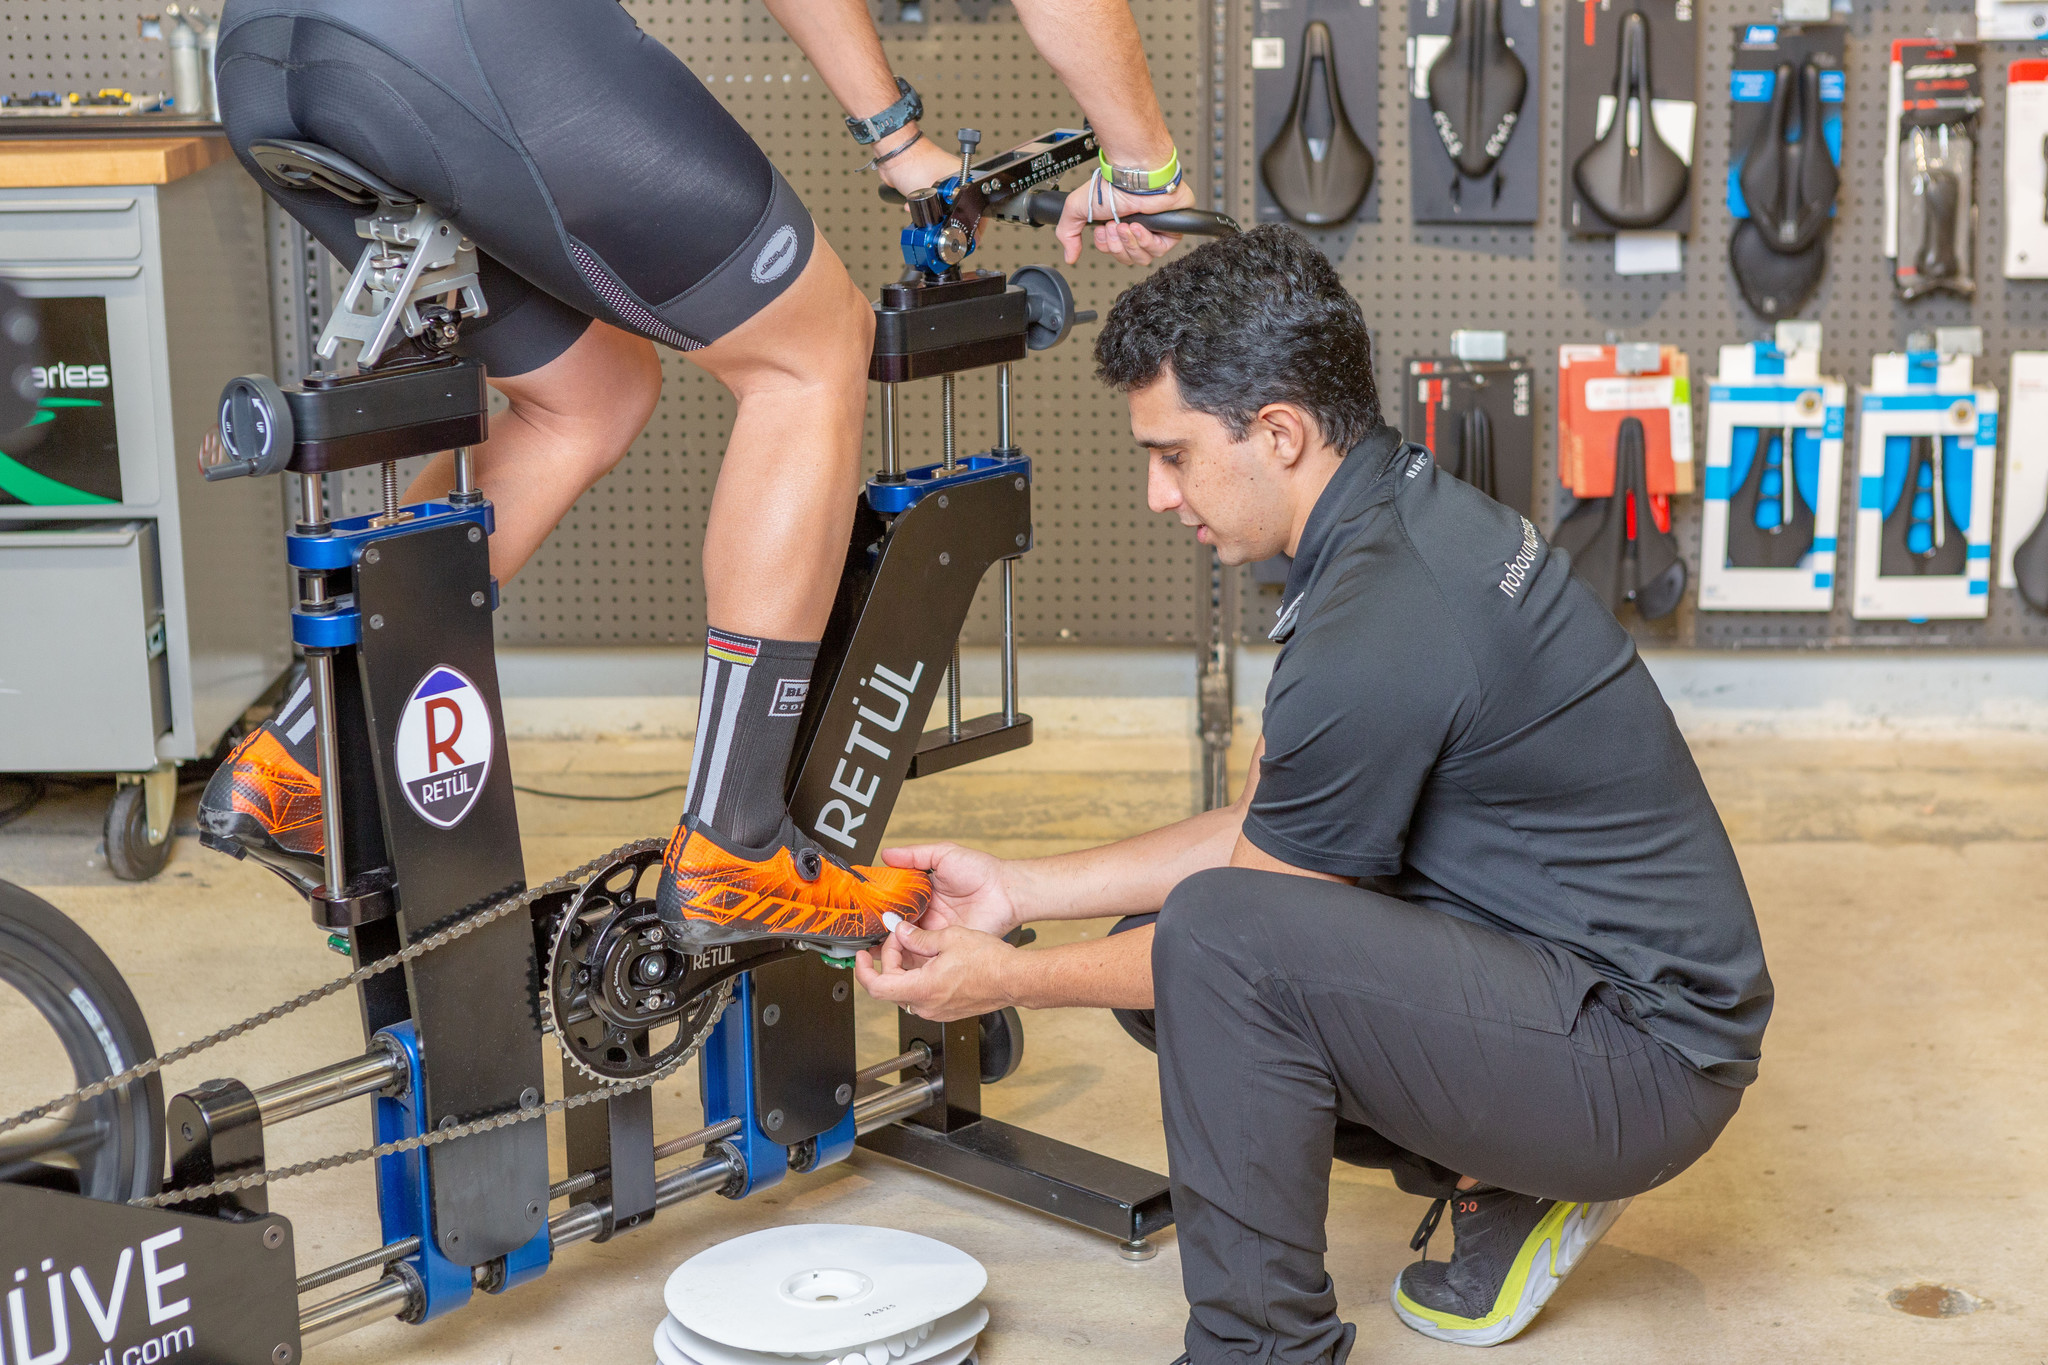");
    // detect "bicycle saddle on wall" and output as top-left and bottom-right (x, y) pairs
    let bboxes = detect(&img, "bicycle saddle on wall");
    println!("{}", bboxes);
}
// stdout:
(2014, 503), (2048, 612)
(1729, 62), (1837, 319)
(1427, 0), (1528, 179)
(1552, 417), (1687, 620)
(1738, 63), (1837, 253)
(1572, 11), (1689, 229)
(1261, 19), (1375, 226)
(1879, 435), (1969, 577)
(1726, 427), (1816, 569)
